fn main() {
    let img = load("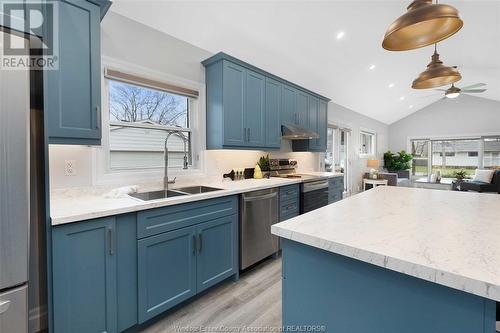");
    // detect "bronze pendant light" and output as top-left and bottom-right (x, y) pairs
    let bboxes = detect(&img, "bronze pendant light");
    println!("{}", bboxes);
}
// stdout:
(412, 45), (461, 89)
(383, 0), (463, 51)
